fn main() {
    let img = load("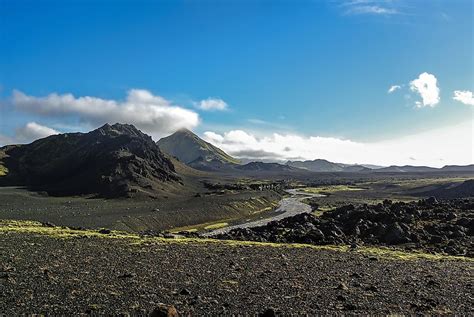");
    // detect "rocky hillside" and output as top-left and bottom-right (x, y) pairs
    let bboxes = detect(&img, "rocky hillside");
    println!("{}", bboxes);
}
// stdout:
(0, 123), (181, 198)
(414, 179), (474, 199)
(157, 129), (240, 171)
